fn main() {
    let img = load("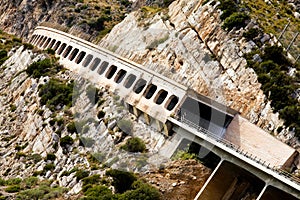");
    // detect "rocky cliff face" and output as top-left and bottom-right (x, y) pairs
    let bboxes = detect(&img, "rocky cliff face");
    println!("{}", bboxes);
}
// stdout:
(100, 0), (299, 147)
(0, 0), (297, 145)
(0, 0), (130, 40)
(0, 45), (213, 199)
